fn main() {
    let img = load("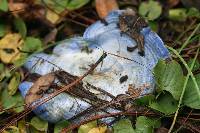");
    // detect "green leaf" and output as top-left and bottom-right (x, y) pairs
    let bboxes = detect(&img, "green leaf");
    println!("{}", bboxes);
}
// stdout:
(3, 126), (20, 133)
(43, 0), (68, 13)
(0, 20), (6, 37)
(183, 74), (200, 109)
(0, 89), (24, 113)
(66, 0), (90, 10)
(153, 60), (185, 100)
(14, 17), (27, 38)
(168, 8), (187, 21)
(0, 0), (8, 12)
(139, 0), (162, 20)
(78, 121), (97, 133)
(8, 72), (21, 95)
(135, 95), (155, 106)
(30, 117), (48, 132)
(149, 92), (178, 115)
(135, 116), (161, 133)
(13, 53), (28, 67)
(187, 59), (200, 72)
(187, 8), (200, 18)
(54, 120), (70, 133)
(22, 37), (43, 52)
(113, 119), (135, 133)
